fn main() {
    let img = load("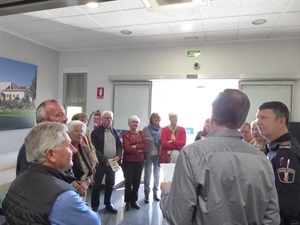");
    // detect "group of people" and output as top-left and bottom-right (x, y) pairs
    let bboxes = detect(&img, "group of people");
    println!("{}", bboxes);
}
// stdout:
(1, 99), (188, 224)
(2, 88), (300, 225)
(160, 89), (300, 225)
